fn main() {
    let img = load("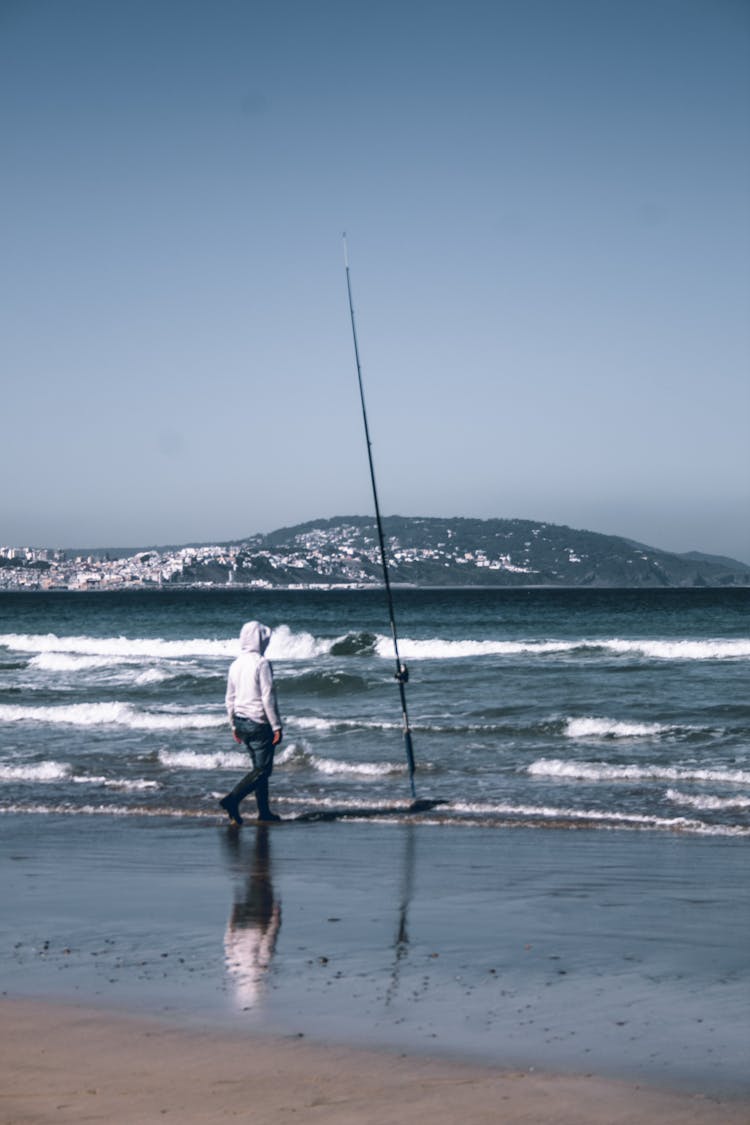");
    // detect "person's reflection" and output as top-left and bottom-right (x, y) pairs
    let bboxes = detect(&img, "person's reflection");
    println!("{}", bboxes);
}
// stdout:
(222, 825), (281, 1009)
